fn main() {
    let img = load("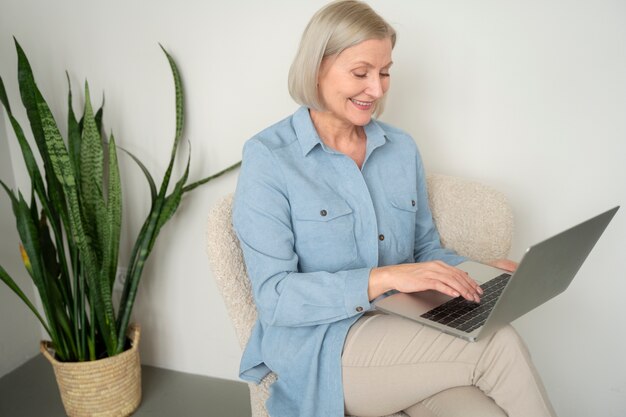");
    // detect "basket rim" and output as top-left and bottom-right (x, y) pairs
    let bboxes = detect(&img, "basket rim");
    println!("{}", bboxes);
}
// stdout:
(40, 323), (141, 367)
